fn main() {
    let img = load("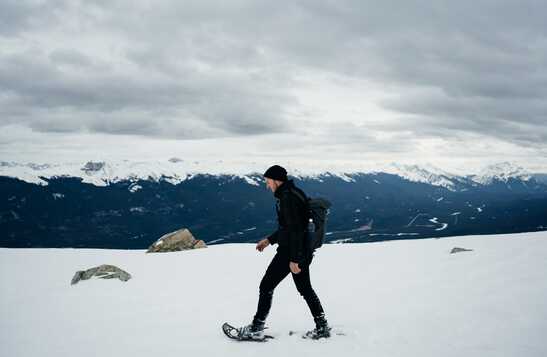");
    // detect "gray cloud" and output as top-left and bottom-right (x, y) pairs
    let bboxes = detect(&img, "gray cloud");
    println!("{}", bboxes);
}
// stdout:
(0, 44), (293, 138)
(0, 0), (546, 151)
(0, 0), (63, 35)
